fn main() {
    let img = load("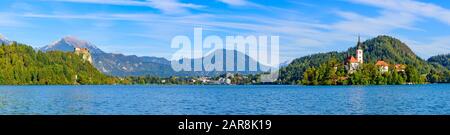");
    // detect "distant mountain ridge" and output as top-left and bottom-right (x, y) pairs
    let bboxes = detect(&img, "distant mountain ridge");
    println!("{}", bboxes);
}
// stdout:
(172, 49), (272, 77)
(39, 36), (269, 77)
(40, 36), (174, 76)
